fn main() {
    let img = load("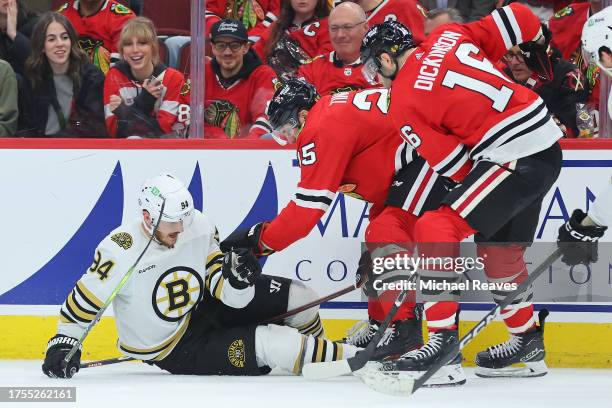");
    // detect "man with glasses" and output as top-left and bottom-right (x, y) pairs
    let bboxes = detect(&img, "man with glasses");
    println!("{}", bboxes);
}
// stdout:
(298, 2), (376, 95)
(503, 42), (588, 137)
(205, 19), (277, 138)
